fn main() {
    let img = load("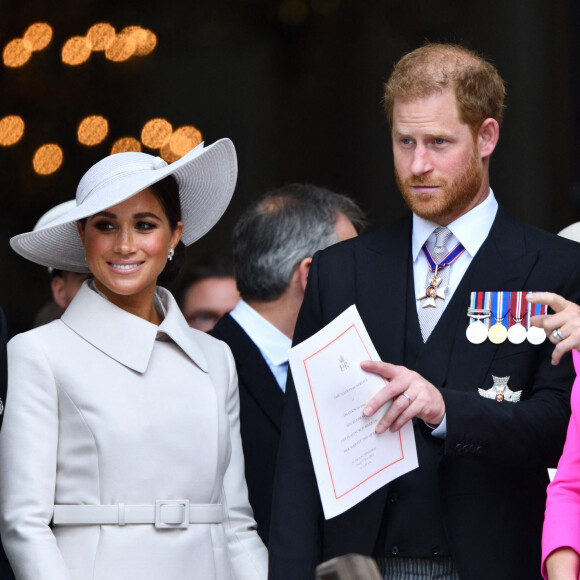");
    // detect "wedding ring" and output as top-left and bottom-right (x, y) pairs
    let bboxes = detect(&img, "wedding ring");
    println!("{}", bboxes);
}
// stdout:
(401, 392), (411, 404)
(552, 328), (565, 342)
